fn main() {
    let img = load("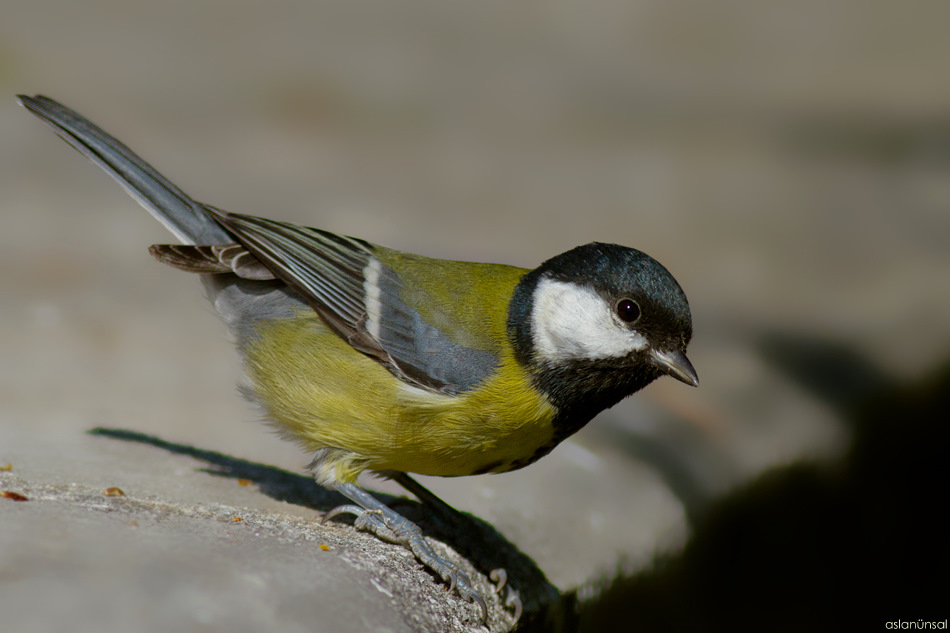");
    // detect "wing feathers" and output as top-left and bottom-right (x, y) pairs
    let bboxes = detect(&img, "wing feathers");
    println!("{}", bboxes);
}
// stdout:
(153, 205), (500, 394)
(200, 208), (453, 389)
